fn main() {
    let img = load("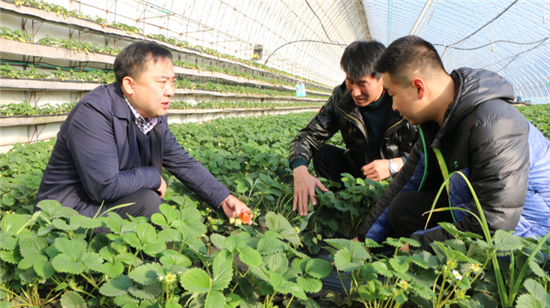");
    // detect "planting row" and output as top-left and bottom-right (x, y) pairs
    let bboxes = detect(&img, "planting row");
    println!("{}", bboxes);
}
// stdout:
(0, 64), (328, 99)
(2, 109), (550, 307)
(6, 0), (330, 89)
(0, 100), (323, 117)
(0, 26), (331, 94)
